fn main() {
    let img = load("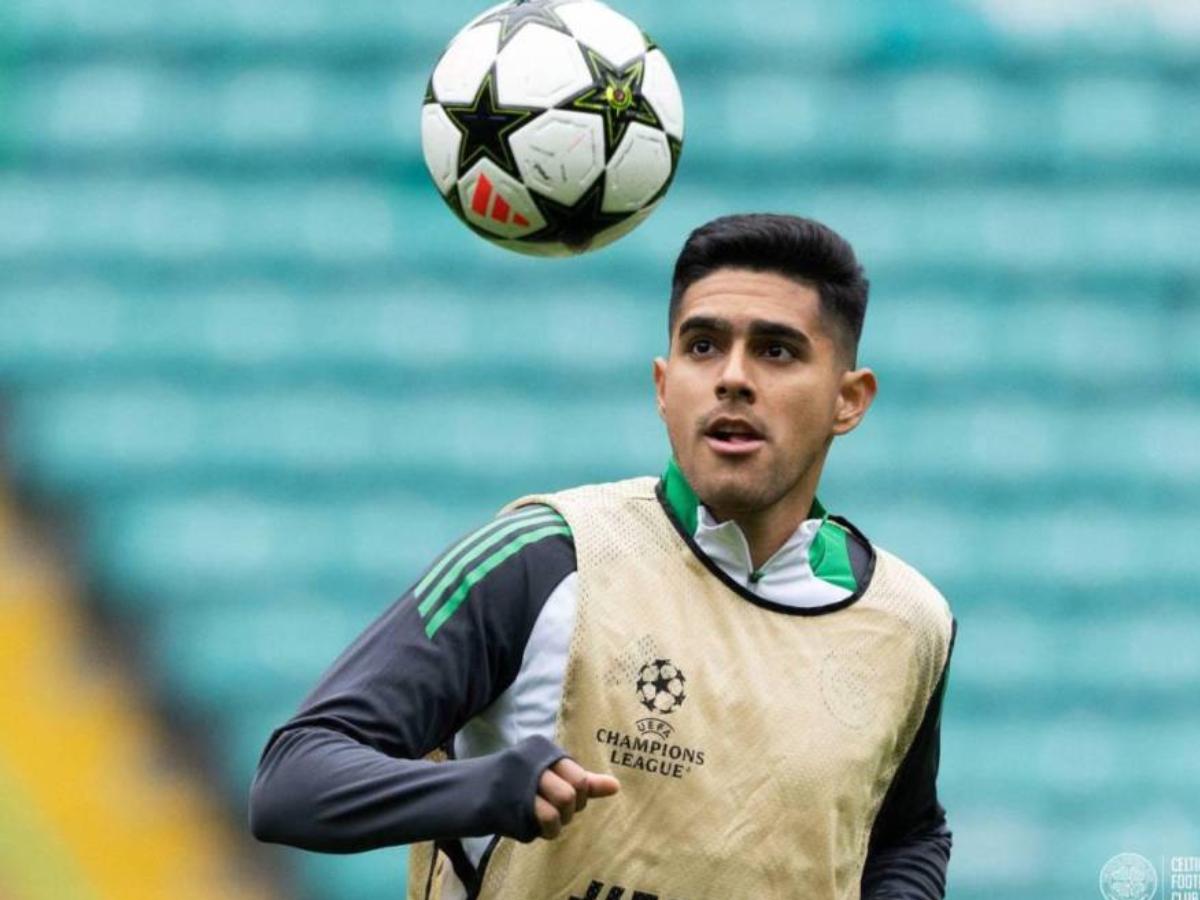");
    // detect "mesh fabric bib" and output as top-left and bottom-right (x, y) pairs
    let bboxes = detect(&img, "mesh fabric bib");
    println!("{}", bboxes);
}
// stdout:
(410, 476), (953, 900)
